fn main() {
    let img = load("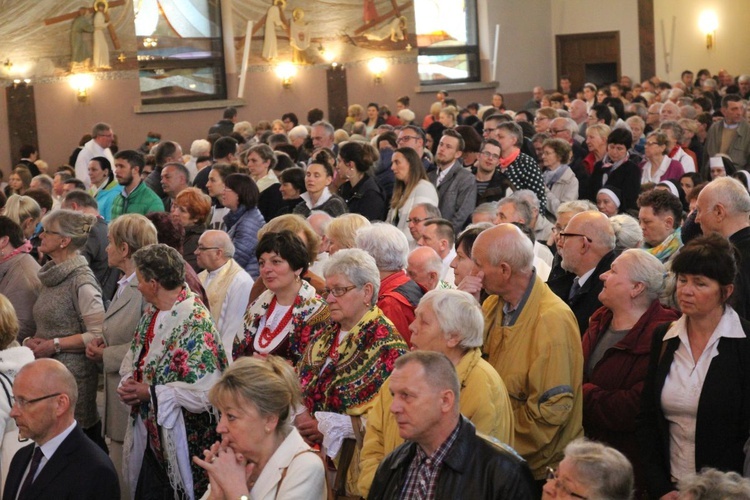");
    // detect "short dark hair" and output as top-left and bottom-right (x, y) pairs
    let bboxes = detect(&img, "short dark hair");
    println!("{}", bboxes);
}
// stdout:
(154, 141), (180, 166)
(133, 243), (185, 290)
(24, 188), (53, 213)
(307, 108), (324, 124)
(224, 173), (259, 209)
(213, 137), (238, 160)
(638, 188), (683, 228)
(681, 70), (694, 78)
(115, 150), (145, 173)
(454, 125), (482, 153)
(61, 190), (98, 210)
(722, 94), (743, 108)
(607, 128), (633, 149)
(396, 96), (410, 107)
(591, 104), (613, 125)
(441, 128), (465, 152)
(223, 106), (238, 119)
(279, 167), (306, 194)
(20, 144), (37, 158)
(255, 230), (309, 275)
(424, 218), (455, 246)
(672, 233), (737, 289)
(273, 144), (298, 163)
(281, 112), (299, 126)
(378, 131), (398, 149)
(63, 178), (86, 191)
(0, 216), (25, 247)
